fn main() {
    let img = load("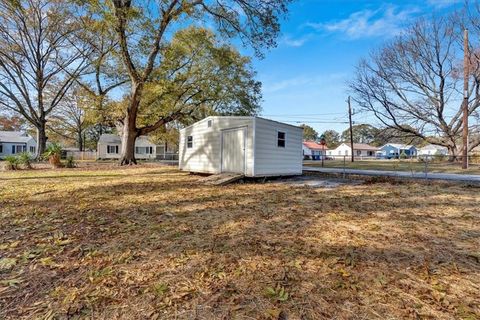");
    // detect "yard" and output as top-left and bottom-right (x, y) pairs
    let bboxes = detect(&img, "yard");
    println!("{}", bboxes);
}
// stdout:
(305, 159), (480, 175)
(0, 165), (479, 319)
